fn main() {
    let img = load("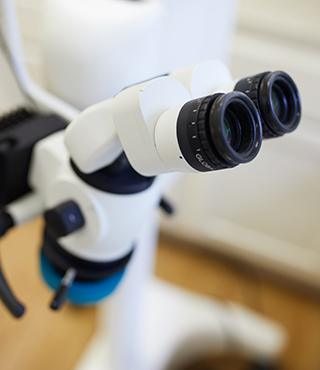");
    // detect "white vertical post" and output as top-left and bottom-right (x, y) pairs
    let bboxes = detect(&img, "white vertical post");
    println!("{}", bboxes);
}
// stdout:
(108, 215), (160, 370)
